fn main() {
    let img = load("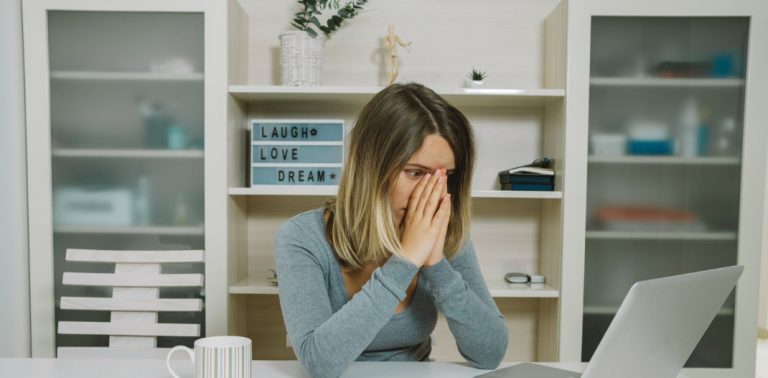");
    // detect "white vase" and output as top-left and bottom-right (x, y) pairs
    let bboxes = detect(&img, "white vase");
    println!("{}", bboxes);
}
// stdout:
(279, 31), (325, 86)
